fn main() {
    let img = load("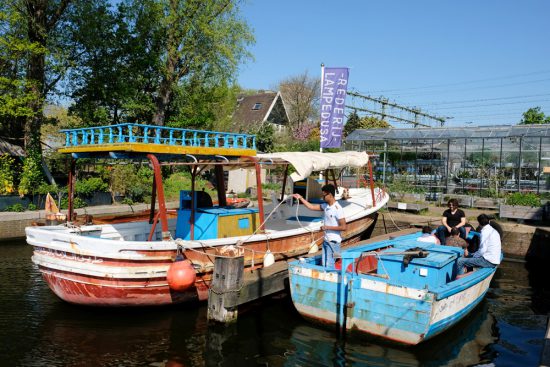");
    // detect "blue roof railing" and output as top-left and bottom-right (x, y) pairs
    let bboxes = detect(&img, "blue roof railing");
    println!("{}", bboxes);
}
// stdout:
(60, 123), (257, 151)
